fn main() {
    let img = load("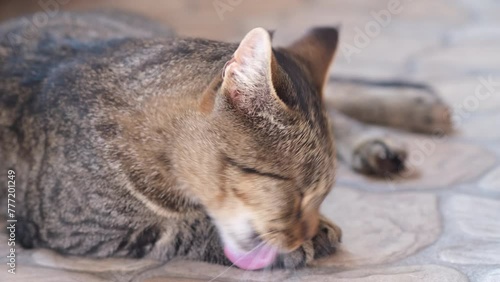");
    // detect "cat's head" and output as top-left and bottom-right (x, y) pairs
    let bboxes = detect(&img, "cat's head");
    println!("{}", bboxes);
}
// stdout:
(187, 27), (339, 266)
